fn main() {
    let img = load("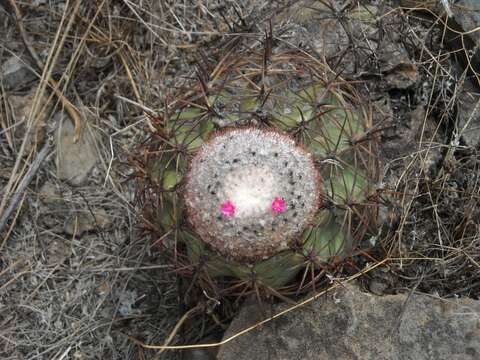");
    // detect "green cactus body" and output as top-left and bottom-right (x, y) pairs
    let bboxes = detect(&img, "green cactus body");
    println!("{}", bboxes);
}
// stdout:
(142, 48), (378, 293)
